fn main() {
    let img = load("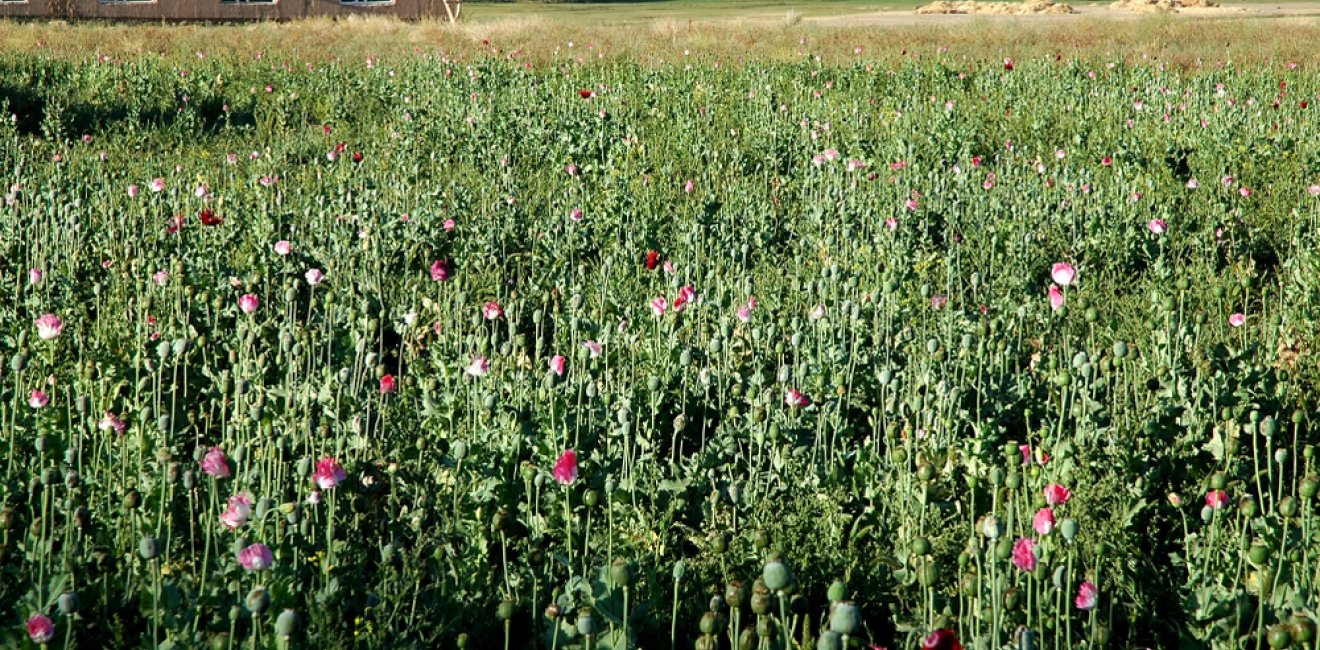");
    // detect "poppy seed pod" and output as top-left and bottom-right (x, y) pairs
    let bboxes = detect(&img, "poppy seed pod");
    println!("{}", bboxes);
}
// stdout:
(725, 580), (747, 608)
(699, 611), (725, 636)
(247, 587), (270, 614)
(58, 591), (80, 615)
(496, 599), (515, 621)
(762, 557), (792, 591)
(576, 609), (596, 637)
(274, 609), (299, 639)
(139, 535), (160, 560)
(610, 559), (633, 587)
(829, 601), (860, 635)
